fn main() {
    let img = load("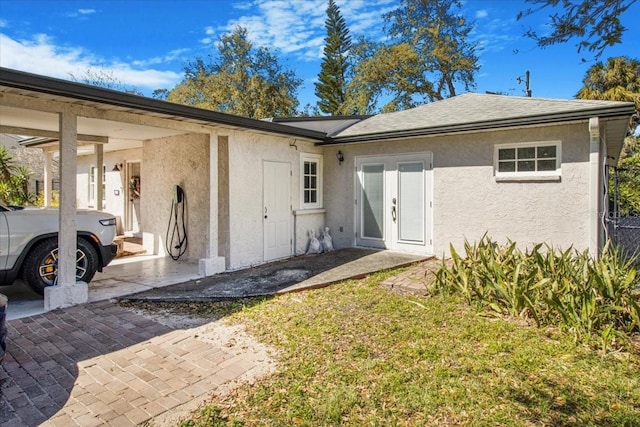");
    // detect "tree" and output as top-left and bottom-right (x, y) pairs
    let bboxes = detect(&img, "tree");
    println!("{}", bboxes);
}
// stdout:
(0, 146), (35, 206)
(168, 26), (302, 119)
(152, 89), (170, 100)
(575, 56), (640, 107)
(346, 42), (430, 114)
(517, 0), (635, 59)
(576, 56), (640, 216)
(614, 139), (640, 216)
(69, 67), (143, 95)
(385, 0), (479, 101)
(0, 145), (16, 185)
(346, 0), (479, 113)
(315, 0), (352, 115)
